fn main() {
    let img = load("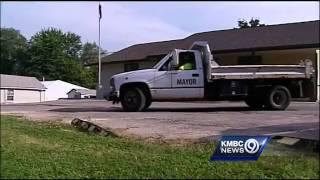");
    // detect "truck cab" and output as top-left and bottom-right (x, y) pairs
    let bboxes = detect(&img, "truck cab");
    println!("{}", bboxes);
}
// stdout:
(109, 48), (207, 111)
(151, 49), (205, 100)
